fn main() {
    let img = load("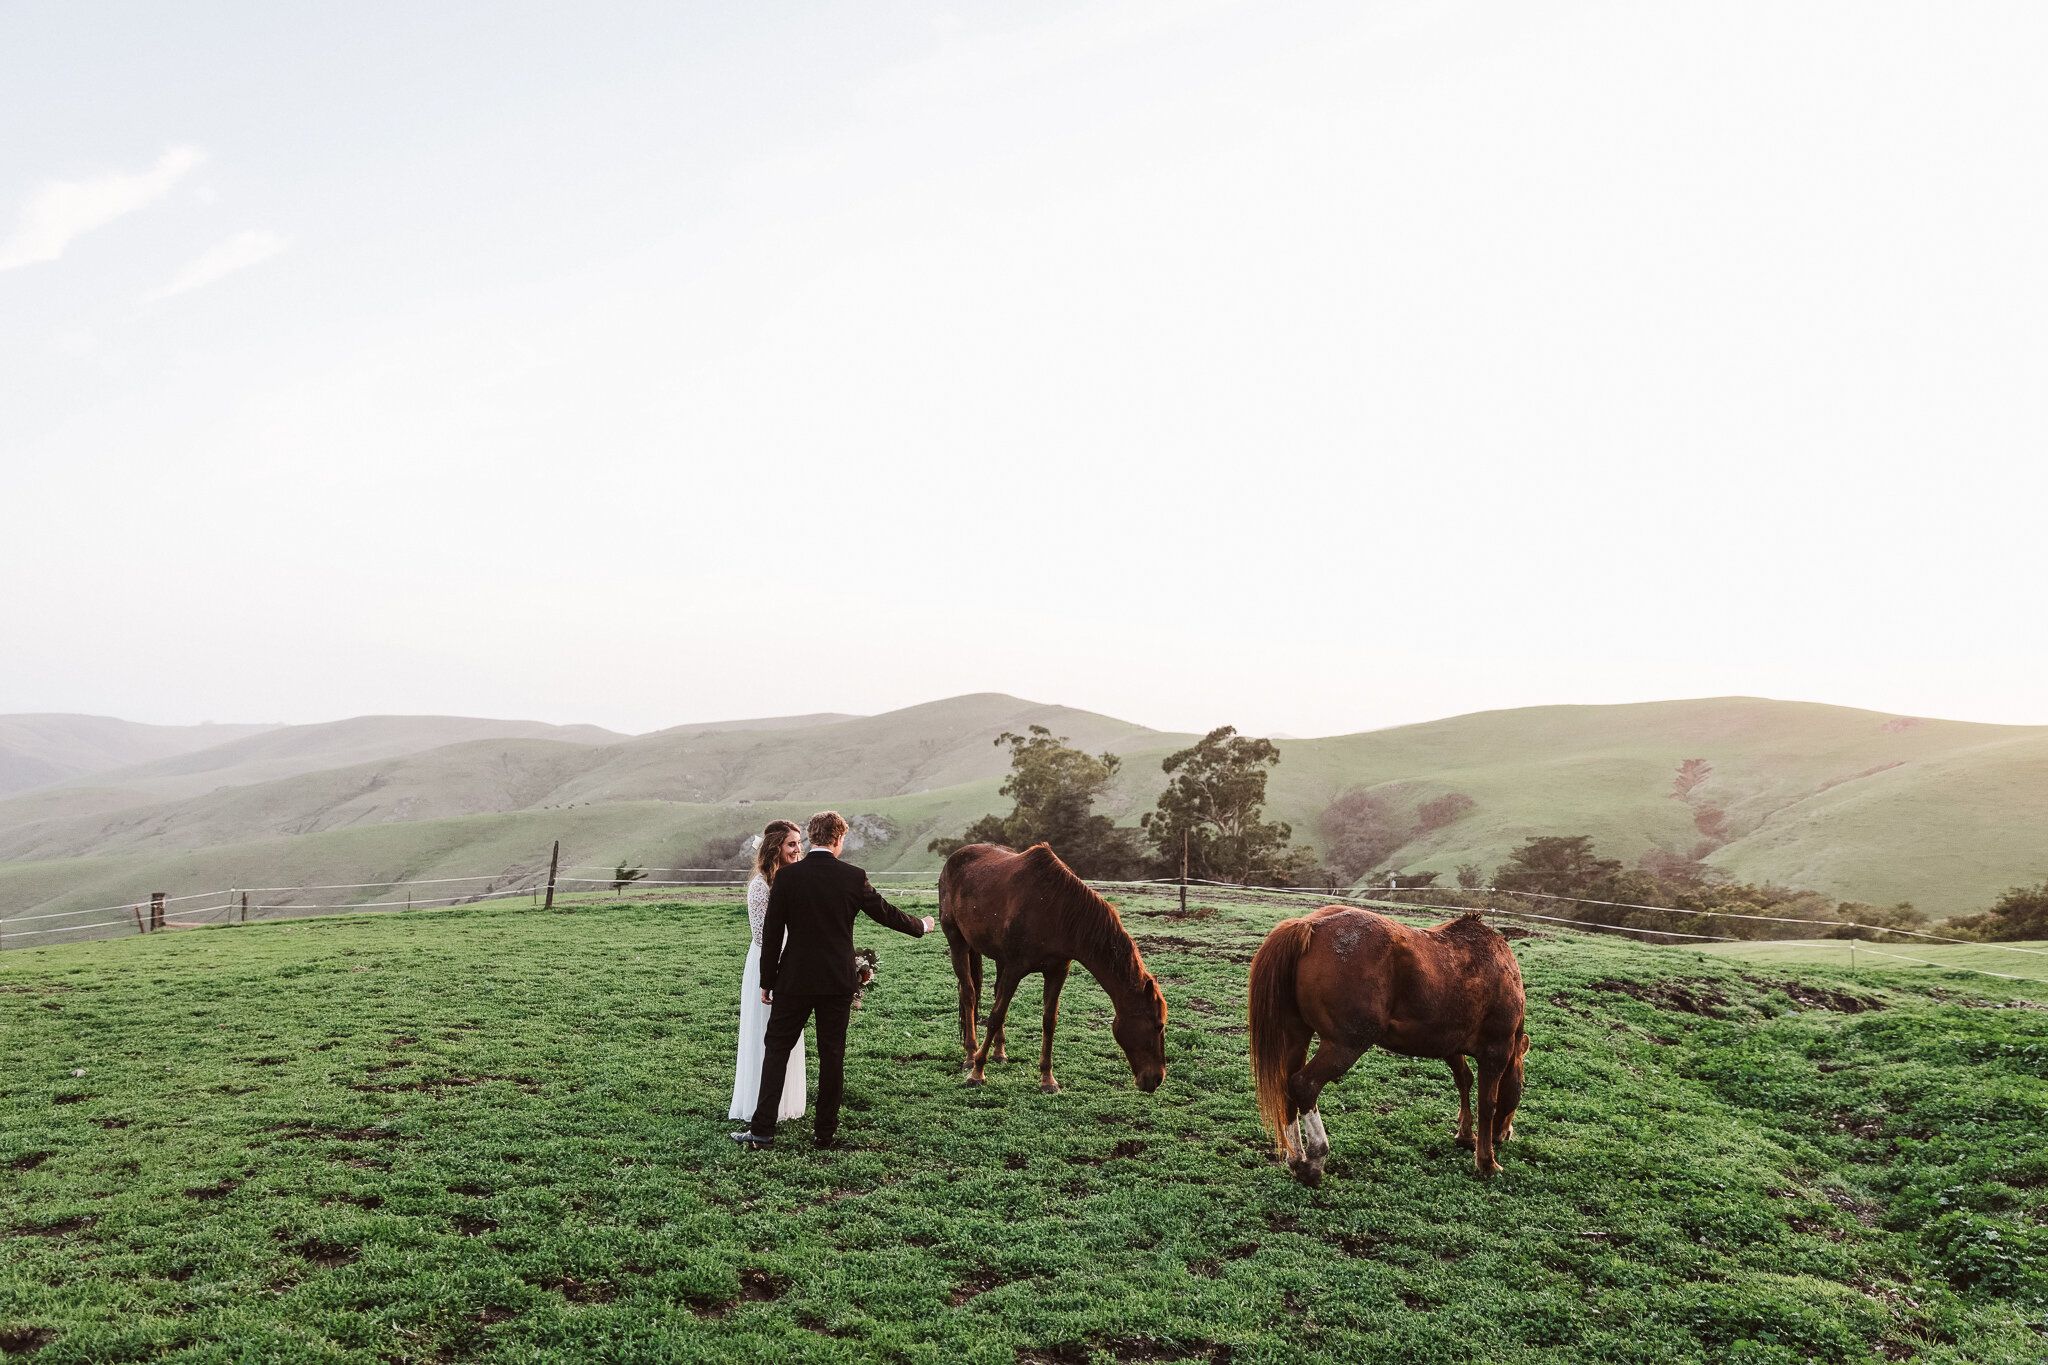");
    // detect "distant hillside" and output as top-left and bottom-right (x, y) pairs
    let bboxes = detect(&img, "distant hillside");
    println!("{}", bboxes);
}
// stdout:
(0, 715), (279, 797)
(1243, 697), (2048, 917)
(0, 695), (1175, 865)
(2, 694), (2043, 929)
(41, 715), (629, 805)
